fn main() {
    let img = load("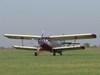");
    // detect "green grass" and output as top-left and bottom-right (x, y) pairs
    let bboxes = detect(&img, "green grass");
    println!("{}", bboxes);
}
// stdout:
(0, 48), (100, 75)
